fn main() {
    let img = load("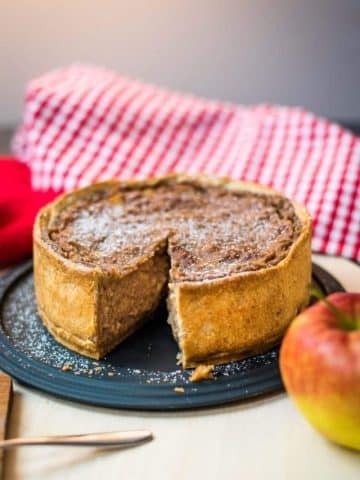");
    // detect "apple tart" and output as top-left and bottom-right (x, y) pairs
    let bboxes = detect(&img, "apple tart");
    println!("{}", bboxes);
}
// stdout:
(33, 175), (311, 367)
